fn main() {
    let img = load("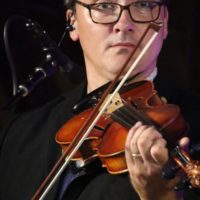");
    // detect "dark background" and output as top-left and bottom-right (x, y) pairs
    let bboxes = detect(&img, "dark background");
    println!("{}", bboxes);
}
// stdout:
(0, 0), (200, 127)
